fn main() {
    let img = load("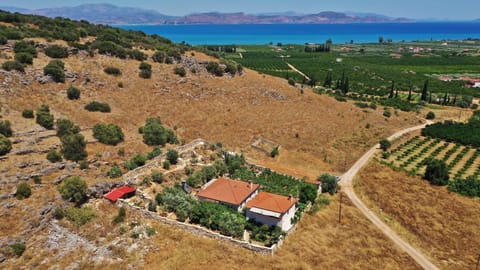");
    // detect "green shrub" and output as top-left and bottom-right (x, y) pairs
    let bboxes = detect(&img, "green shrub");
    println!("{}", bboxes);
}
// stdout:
(448, 176), (480, 198)
(141, 117), (177, 146)
(22, 109), (34, 118)
(163, 160), (170, 170)
(152, 51), (166, 63)
(319, 173), (338, 195)
(44, 60), (65, 83)
(146, 227), (156, 236)
(0, 34), (6, 45)
(0, 120), (12, 137)
(32, 175), (42, 184)
(14, 52), (33, 65)
(108, 164), (123, 178)
(67, 86), (81, 100)
(0, 134), (12, 155)
(424, 159), (449, 186)
(79, 160), (89, 170)
(16, 181), (31, 199)
(113, 207), (126, 224)
(13, 41), (37, 56)
(152, 171), (163, 183)
(426, 111), (436, 120)
(383, 110), (392, 118)
(124, 154), (147, 170)
(36, 104), (54, 129)
(128, 49), (147, 61)
(139, 62), (152, 79)
(53, 207), (65, 220)
(299, 184), (317, 204)
(104, 67), (122, 76)
(56, 118), (80, 137)
(61, 133), (87, 161)
(64, 206), (96, 226)
(174, 66), (186, 77)
(288, 78), (295, 86)
(206, 61), (223, 76)
(270, 146), (279, 158)
(45, 45), (69, 58)
(147, 147), (161, 159)
(46, 150), (63, 163)
(58, 176), (88, 205)
(166, 149), (178, 165)
(379, 139), (391, 151)
(84, 101), (111, 113)
(10, 242), (26, 257)
(2, 60), (24, 72)
(93, 123), (124, 145)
